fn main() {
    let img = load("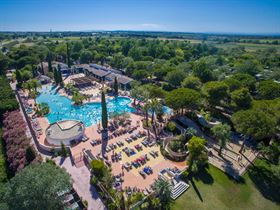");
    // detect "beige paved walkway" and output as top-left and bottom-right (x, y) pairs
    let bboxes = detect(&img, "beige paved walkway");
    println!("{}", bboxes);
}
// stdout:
(55, 157), (106, 210)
